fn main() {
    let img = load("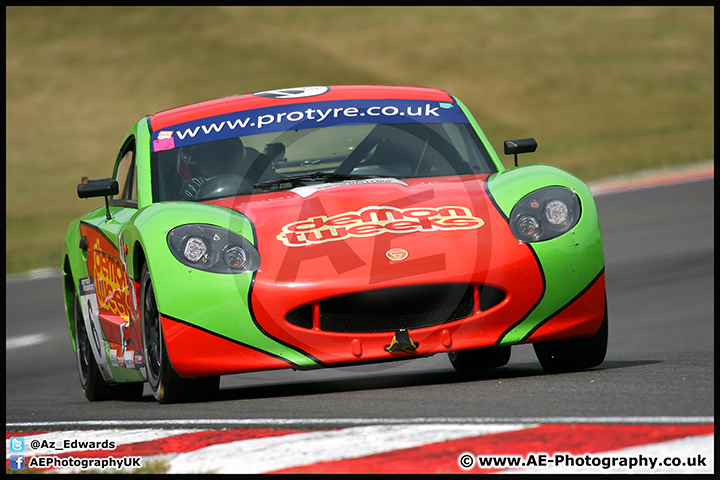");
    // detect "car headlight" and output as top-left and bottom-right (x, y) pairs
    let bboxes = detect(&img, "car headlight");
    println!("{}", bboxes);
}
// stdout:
(167, 224), (261, 273)
(509, 187), (580, 243)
